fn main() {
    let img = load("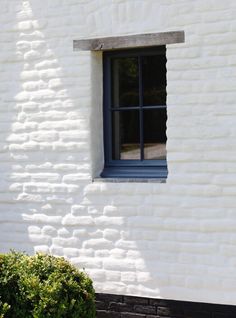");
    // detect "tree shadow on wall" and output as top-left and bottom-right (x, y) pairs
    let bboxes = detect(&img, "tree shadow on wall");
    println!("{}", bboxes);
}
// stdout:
(0, 0), (189, 302)
(2, 0), (228, 307)
(0, 0), (88, 254)
(0, 0), (36, 254)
